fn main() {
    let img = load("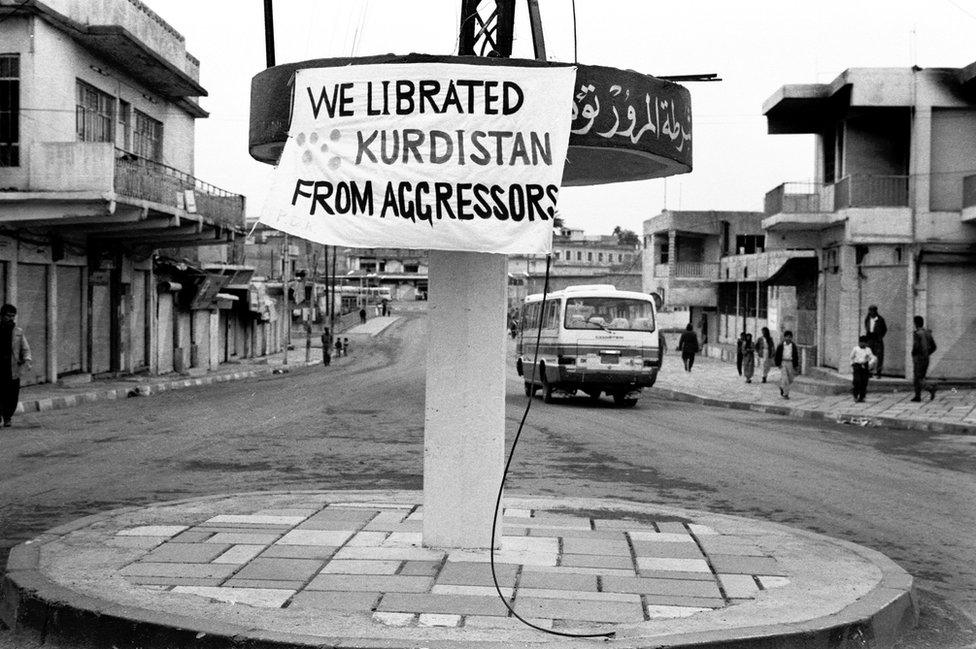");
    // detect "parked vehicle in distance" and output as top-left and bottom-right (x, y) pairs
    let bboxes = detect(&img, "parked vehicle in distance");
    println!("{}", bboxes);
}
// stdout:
(515, 284), (663, 407)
